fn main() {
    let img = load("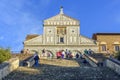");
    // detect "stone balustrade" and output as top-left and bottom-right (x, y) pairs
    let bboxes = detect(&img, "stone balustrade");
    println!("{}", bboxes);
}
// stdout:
(84, 54), (98, 67)
(22, 55), (35, 67)
(26, 56), (35, 67)
(105, 58), (120, 75)
(0, 58), (19, 80)
(83, 53), (120, 75)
